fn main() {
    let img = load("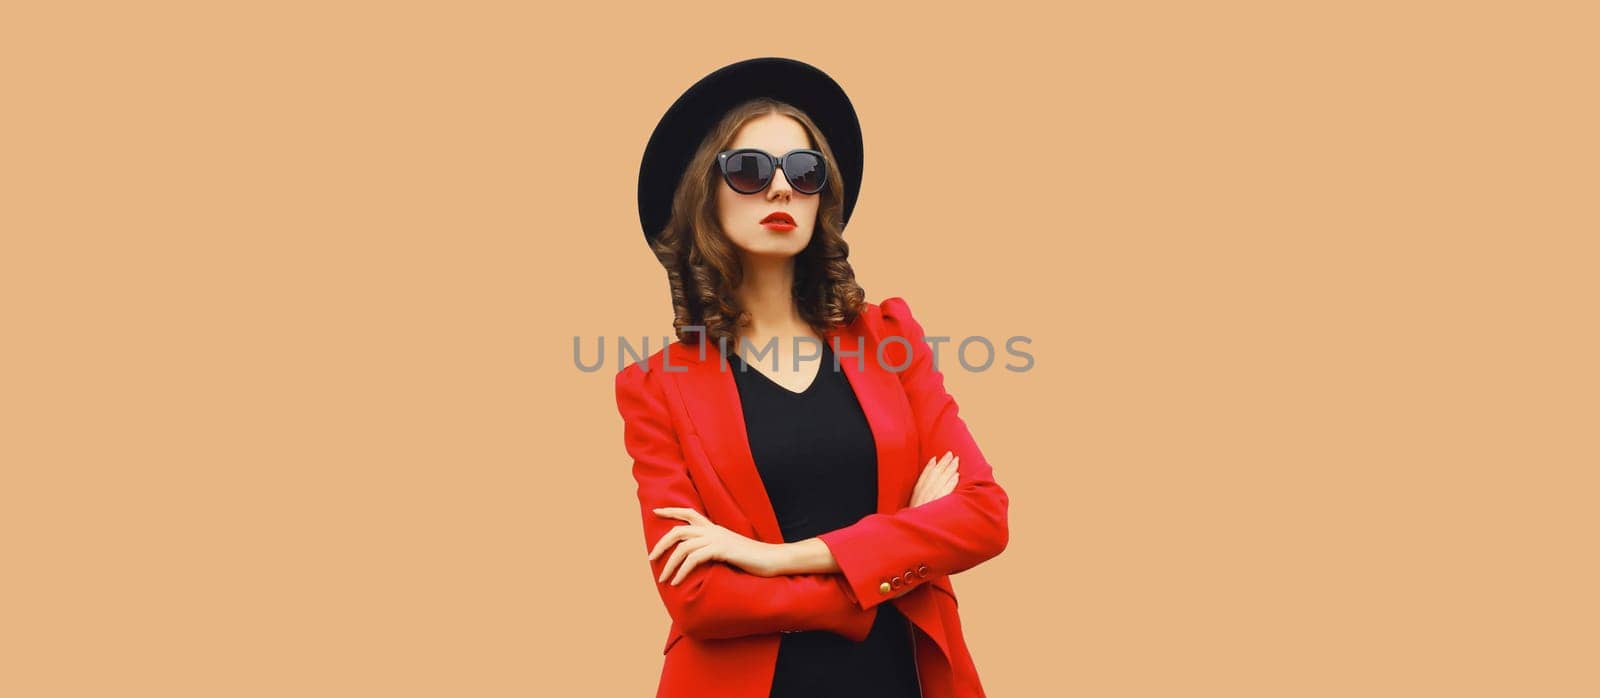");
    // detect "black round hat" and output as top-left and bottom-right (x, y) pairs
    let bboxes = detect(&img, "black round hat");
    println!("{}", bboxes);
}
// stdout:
(636, 57), (863, 249)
